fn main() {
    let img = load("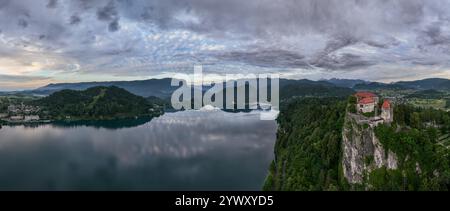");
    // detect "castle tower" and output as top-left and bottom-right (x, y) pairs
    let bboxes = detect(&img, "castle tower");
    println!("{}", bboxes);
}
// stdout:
(381, 100), (392, 122)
